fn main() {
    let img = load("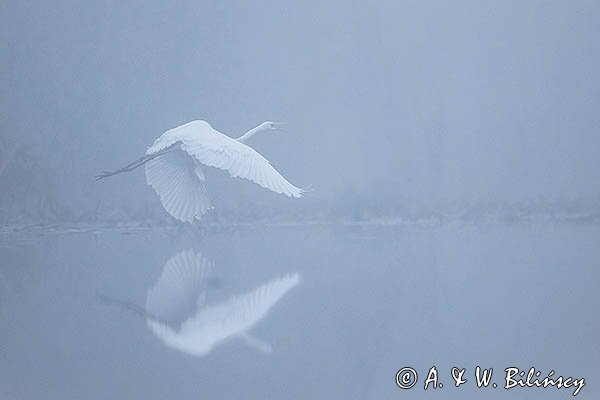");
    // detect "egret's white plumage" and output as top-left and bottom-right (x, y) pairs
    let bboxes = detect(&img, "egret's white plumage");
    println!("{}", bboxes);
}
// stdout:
(96, 120), (306, 223)
(145, 151), (213, 223)
(145, 250), (300, 357)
